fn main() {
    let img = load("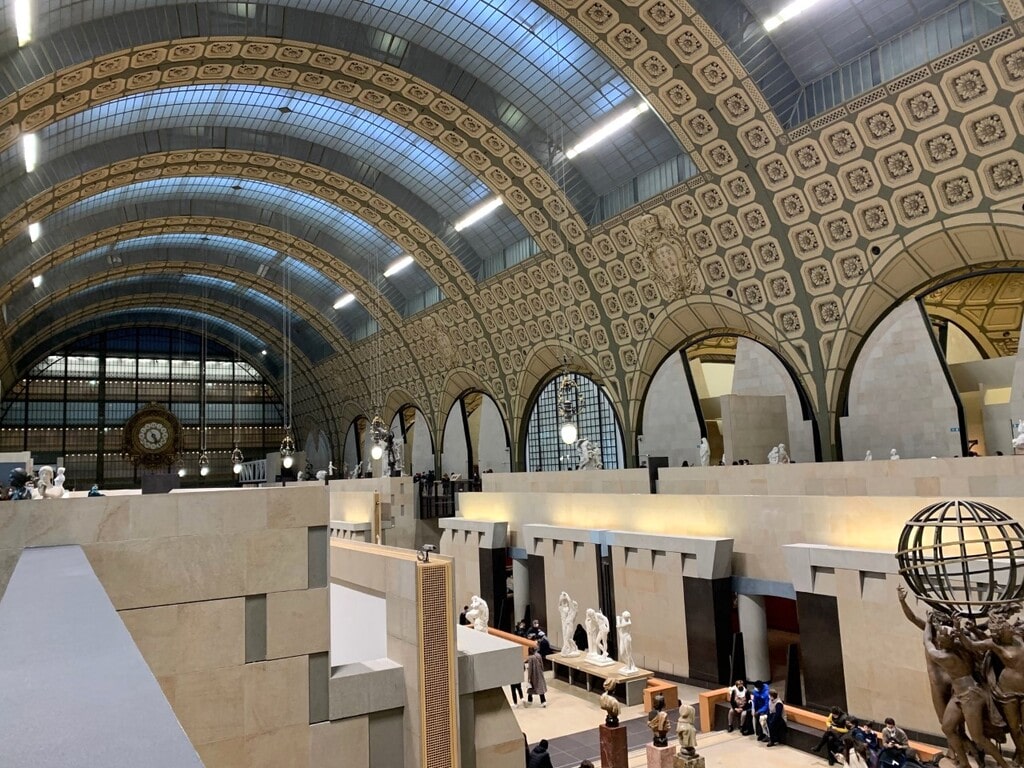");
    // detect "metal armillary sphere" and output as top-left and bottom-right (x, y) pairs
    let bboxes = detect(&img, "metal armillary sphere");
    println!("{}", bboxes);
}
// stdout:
(896, 499), (1024, 619)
